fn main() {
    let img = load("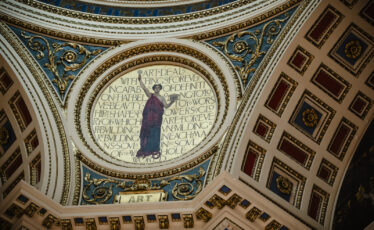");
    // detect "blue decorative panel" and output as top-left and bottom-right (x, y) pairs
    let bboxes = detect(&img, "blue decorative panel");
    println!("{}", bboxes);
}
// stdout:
(335, 33), (368, 66)
(268, 171), (292, 202)
(122, 216), (132, 223)
(37, 0), (236, 16)
(205, 200), (214, 208)
(98, 216), (108, 224)
(259, 212), (270, 221)
(0, 111), (16, 155)
(38, 208), (47, 215)
(17, 194), (29, 204)
(219, 185), (231, 195)
(292, 101), (322, 136)
(147, 215), (156, 222)
(207, 7), (297, 86)
(74, 217), (84, 225)
(171, 213), (181, 221)
(8, 26), (106, 102)
(289, 90), (335, 144)
(80, 159), (210, 204)
(239, 199), (250, 208)
(329, 24), (374, 76)
(267, 158), (306, 209)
